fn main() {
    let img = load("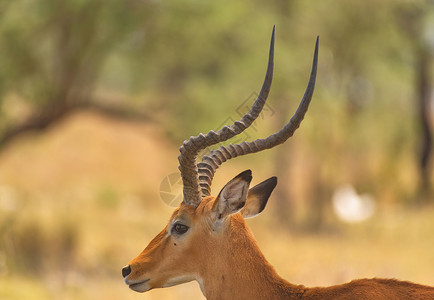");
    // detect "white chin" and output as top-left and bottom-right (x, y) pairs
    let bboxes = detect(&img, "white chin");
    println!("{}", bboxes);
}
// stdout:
(129, 281), (151, 293)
